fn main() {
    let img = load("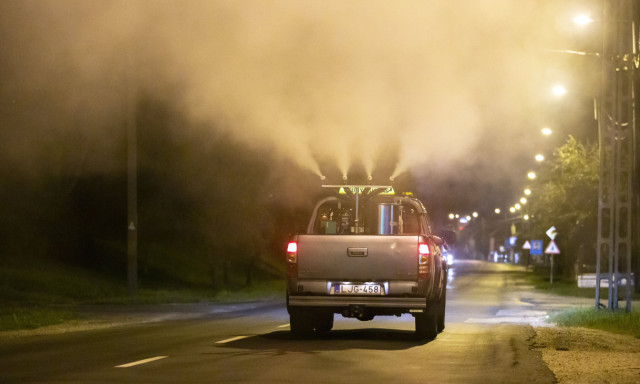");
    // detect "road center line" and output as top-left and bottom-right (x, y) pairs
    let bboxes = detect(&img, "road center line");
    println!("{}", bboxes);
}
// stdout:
(216, 335), (249, 344)
(115, 356), (168, 368)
